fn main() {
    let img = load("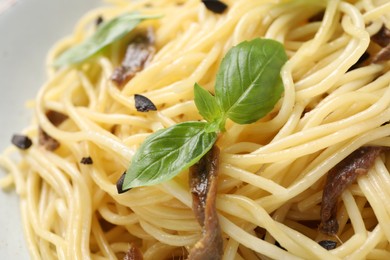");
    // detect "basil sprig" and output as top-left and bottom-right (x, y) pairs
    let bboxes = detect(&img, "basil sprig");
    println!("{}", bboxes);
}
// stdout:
(119, 38), (287, 191)
(54, 12), (160, 67)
